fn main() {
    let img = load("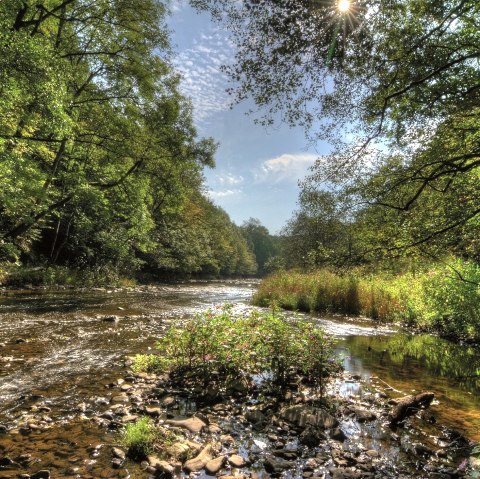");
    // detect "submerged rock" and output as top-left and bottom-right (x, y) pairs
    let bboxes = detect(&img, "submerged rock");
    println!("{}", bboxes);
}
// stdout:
(264, 456), (295, 473)
(280, 404), (338, 430)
